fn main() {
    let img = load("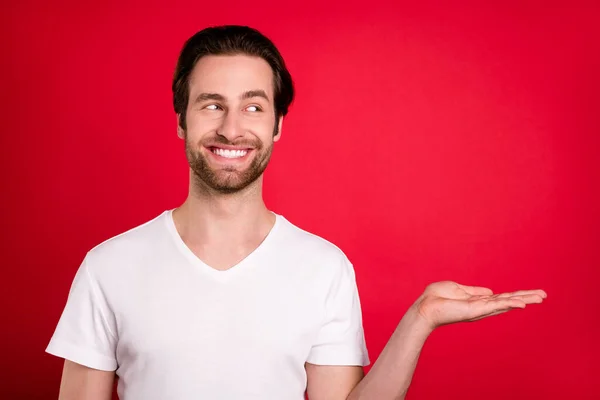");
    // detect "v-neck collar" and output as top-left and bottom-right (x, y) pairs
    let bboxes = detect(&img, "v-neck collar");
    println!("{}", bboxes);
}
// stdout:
(164, 209), (281, 281)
